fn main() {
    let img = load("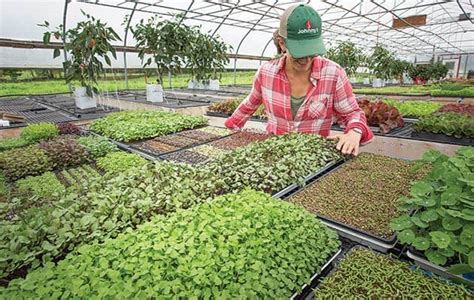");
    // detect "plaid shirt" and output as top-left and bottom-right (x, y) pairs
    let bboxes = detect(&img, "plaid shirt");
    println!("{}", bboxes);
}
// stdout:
(225, 55), (374, 145)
